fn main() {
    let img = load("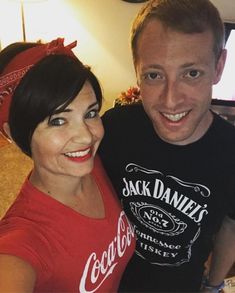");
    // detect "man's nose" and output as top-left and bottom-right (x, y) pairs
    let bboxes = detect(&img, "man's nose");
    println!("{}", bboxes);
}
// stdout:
(162, 79), (182, 110)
